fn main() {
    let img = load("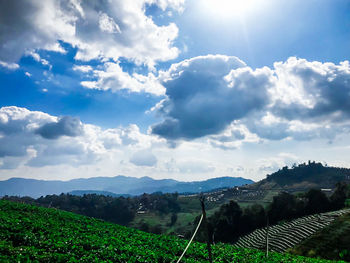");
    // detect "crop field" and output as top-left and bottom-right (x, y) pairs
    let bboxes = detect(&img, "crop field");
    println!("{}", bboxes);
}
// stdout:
(291, 212), (350, 261)
(235, 209), (350, 253)
(0, 200), (344, 262)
